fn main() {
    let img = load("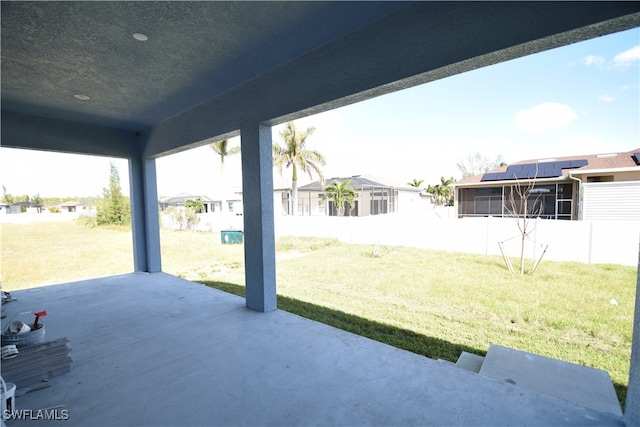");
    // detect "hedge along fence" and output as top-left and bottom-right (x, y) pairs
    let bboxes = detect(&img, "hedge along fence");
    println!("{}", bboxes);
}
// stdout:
(275, 214), (640, 267)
